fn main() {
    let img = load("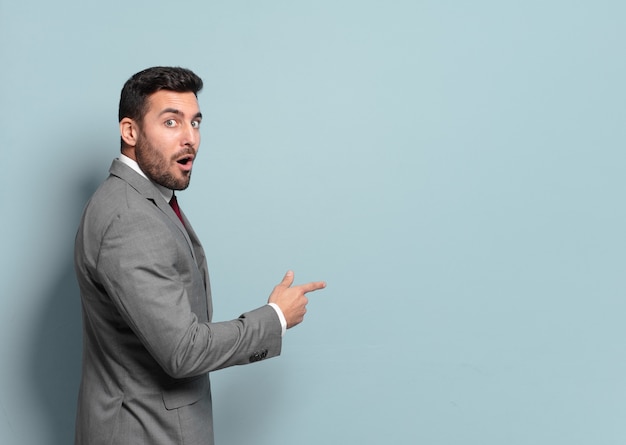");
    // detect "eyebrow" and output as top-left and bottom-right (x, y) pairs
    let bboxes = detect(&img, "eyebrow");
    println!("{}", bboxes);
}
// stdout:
(159, 108), (203, 120)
